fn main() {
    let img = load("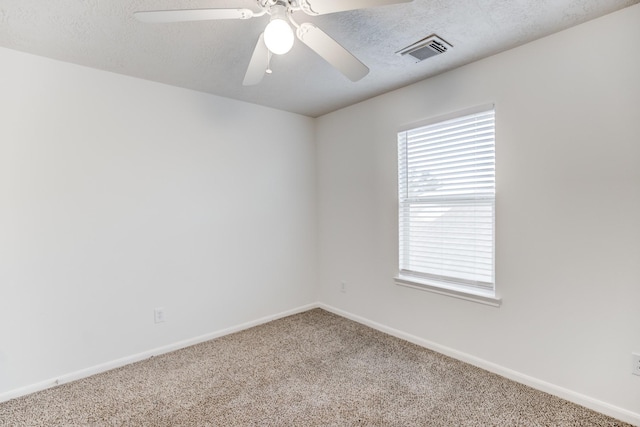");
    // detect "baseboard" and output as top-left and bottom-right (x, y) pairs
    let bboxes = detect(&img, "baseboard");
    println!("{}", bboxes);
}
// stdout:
(318, 303), (640, 427)
(0, 302), (318, 404)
